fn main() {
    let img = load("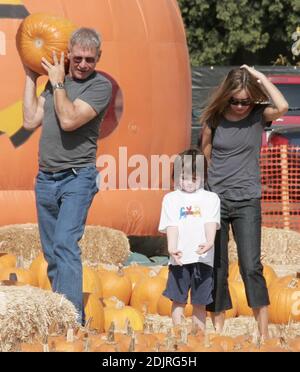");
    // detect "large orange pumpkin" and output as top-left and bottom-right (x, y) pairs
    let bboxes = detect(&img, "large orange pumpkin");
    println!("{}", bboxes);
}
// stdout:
(130, 272), (166, 314)
(157, 292), (193, 317)
(0, 267), (37, 286)
(268, 275), (300, 324)
(0, 253), (17, 268)
(103, 302), (144, 333)
(83, 292), (105, 332)
(0, 0), (191, 236)
(229, 261), (277, 288)
(99, 268), (132, 305)
(16, 13), (76, 75)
